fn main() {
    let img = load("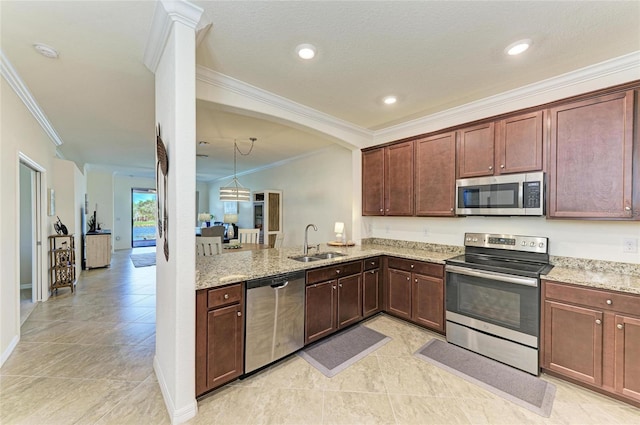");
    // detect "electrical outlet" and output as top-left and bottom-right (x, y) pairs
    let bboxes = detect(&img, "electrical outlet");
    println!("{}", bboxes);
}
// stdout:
(623, 238), (638, 253)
